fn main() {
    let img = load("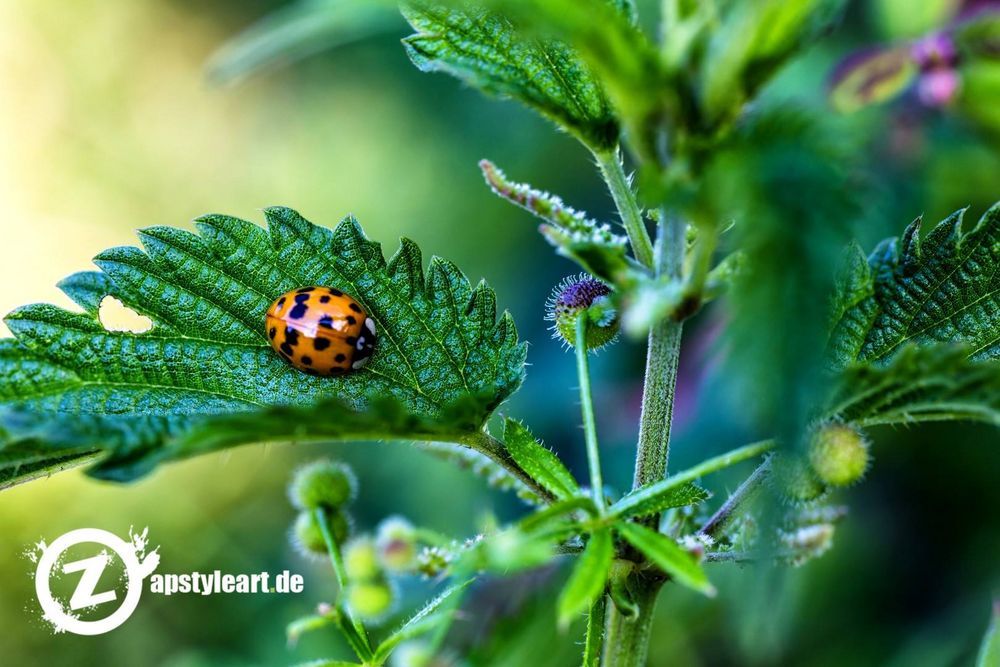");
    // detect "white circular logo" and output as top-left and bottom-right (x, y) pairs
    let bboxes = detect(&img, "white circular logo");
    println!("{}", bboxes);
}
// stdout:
(34, 528), (153, 636)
